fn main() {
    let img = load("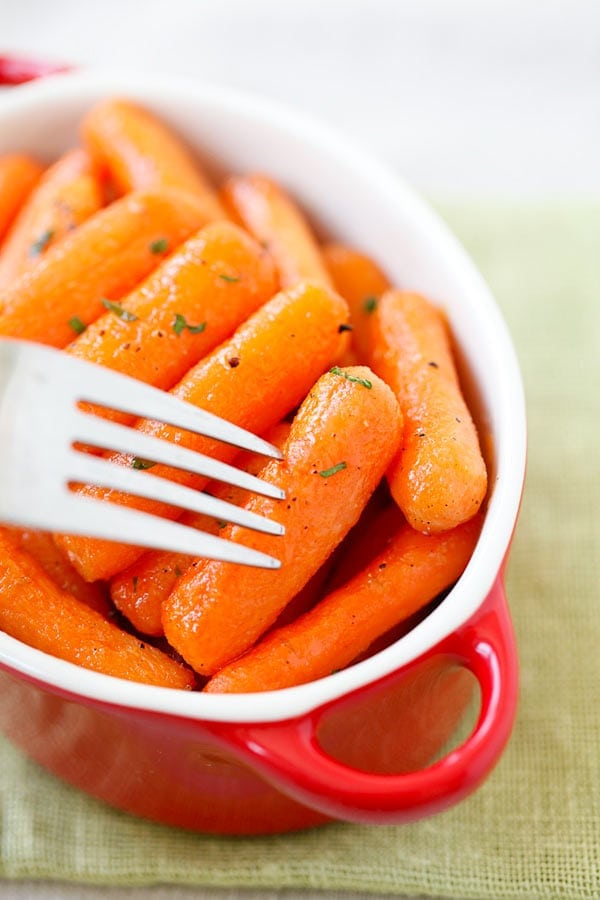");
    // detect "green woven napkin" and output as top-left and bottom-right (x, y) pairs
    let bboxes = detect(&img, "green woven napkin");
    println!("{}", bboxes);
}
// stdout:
(1, 203), (598, 899)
